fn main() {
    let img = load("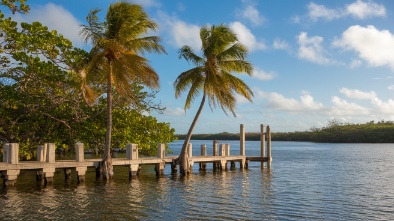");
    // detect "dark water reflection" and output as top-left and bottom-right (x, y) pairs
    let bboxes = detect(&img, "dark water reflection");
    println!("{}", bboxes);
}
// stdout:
(1, 141), (394, 220)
